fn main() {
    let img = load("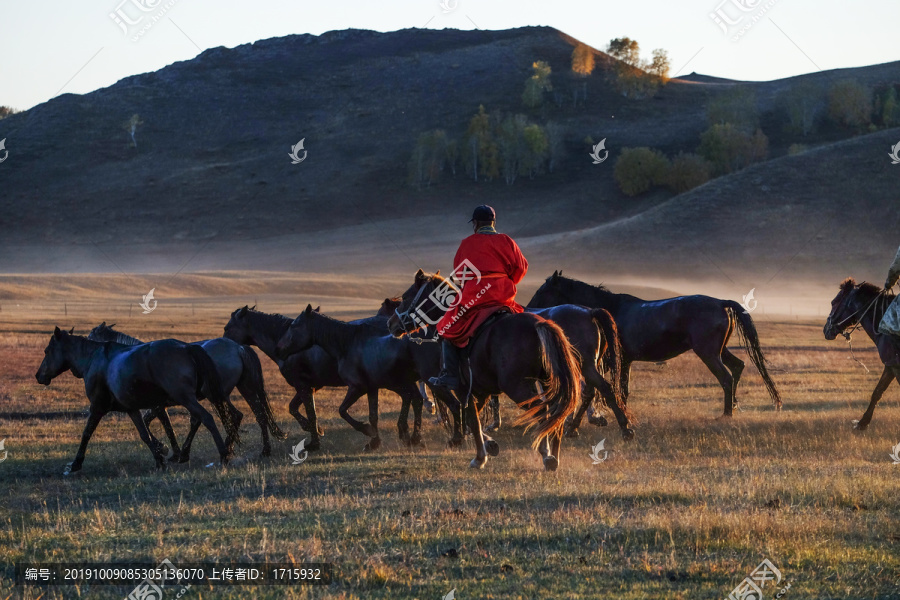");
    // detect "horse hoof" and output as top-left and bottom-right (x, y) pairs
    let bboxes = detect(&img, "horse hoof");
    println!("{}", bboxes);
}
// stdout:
(63, 462), (79, 476)
(398, 431), (411, 444)
(155, 461), (167, 471)
(543, 456), (559, 471)
(469, 457), (487, 469)
(622, 428), (635, 441)
(588, 415), (609, 427)
(308, 439), (321, 452)
(484, 440), (500, 457)
(448, 437), (463, 448)
(564, 428), (580, 439)
(177, 453), (190, 464)
(411, 435), (423, 446)
(364, 437), (382, 452)
(485, 421), (501, 433)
